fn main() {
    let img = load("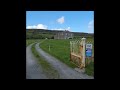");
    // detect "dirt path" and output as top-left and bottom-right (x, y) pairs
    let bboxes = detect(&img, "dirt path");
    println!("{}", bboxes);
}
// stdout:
(35, 43), (94, 79)
(26, 43), (48, 79)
